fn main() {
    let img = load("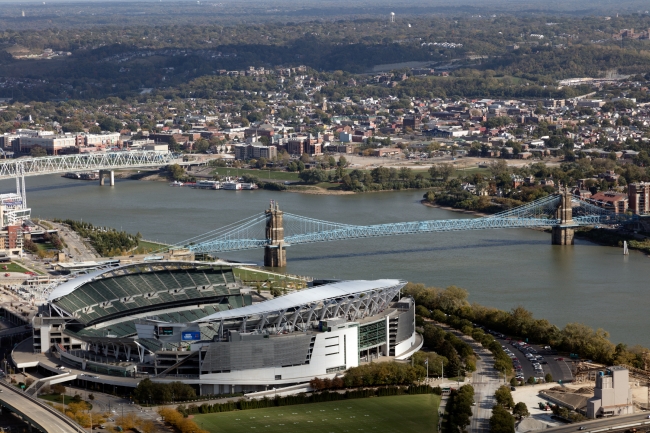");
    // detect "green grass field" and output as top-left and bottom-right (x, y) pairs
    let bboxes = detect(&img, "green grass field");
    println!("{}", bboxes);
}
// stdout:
(194, 394), (440, 433)
(233, 267), (308, 287)
(133, 240), (169, 254)
(3, 262), (33, 273)
(211, 168), (301, 181)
